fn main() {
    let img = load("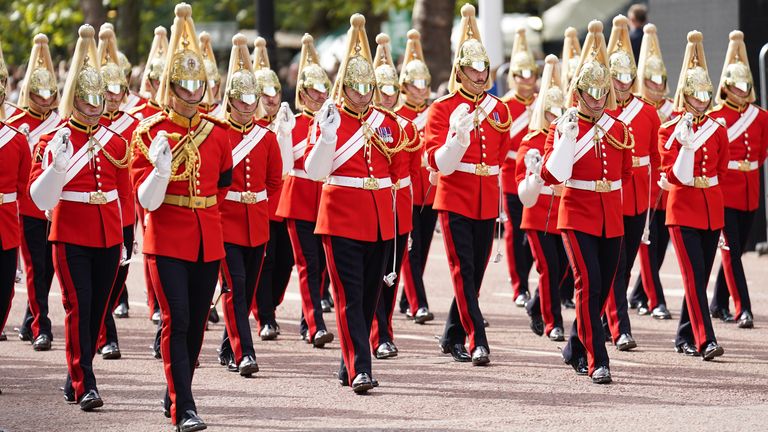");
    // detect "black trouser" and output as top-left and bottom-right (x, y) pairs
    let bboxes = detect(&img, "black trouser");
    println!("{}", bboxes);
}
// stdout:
(100, 225), (134, 347)
(1, 247), (18, 333)
(54, 243), (120, 401)
(560, 269), (575, 304)
(560, 230), (621, 376)
(630, 209), (669, 309)
(669, 226), (719, 350)
(254, 220), (294, 327)
(219, 243), (265, 363)
(19, 216), (55, 339)
(504, 193), (533, 298)
(287, 219), (329, 339)
(323, 235), (390, 384)
(712, 208), (755, 318)
(371, 234), (407, 349)
(148, 251), (219, 425)
(605, 212), (644, 339)
(400, 204), (438, 313)
(525, 230), (565, 333)
(439, 212), (495, 352)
